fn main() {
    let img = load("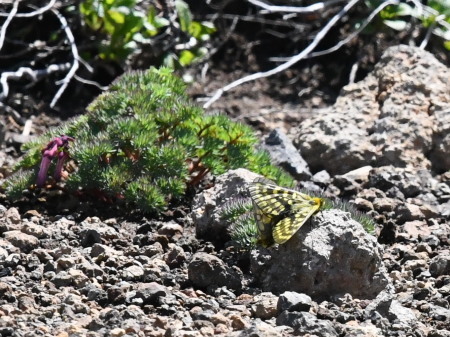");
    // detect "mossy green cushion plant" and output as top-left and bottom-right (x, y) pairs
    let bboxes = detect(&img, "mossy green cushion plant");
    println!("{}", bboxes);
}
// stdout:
(4, 68), (292, 213)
